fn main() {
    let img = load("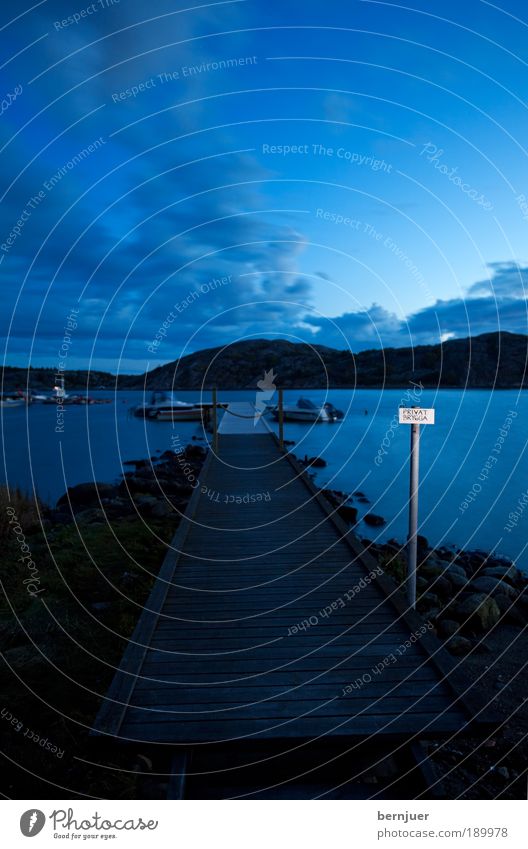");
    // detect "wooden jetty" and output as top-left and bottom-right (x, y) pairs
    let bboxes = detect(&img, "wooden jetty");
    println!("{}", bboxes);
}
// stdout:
(92, 402), (492, 797)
